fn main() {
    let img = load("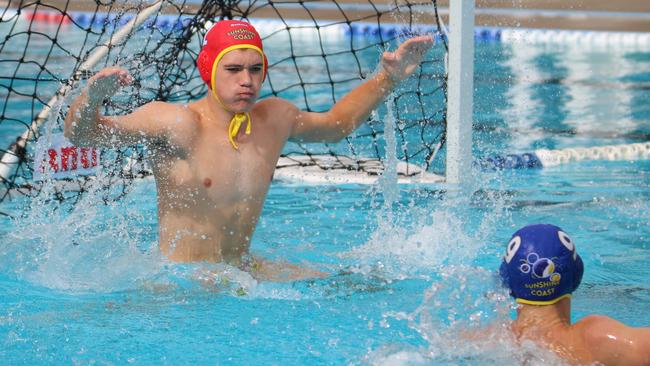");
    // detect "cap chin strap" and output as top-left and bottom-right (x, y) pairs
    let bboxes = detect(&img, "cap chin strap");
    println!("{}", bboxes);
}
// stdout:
(210, 44), (266, 150)
(227, 112), (251, 150)
(209, 90), (251, 150)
